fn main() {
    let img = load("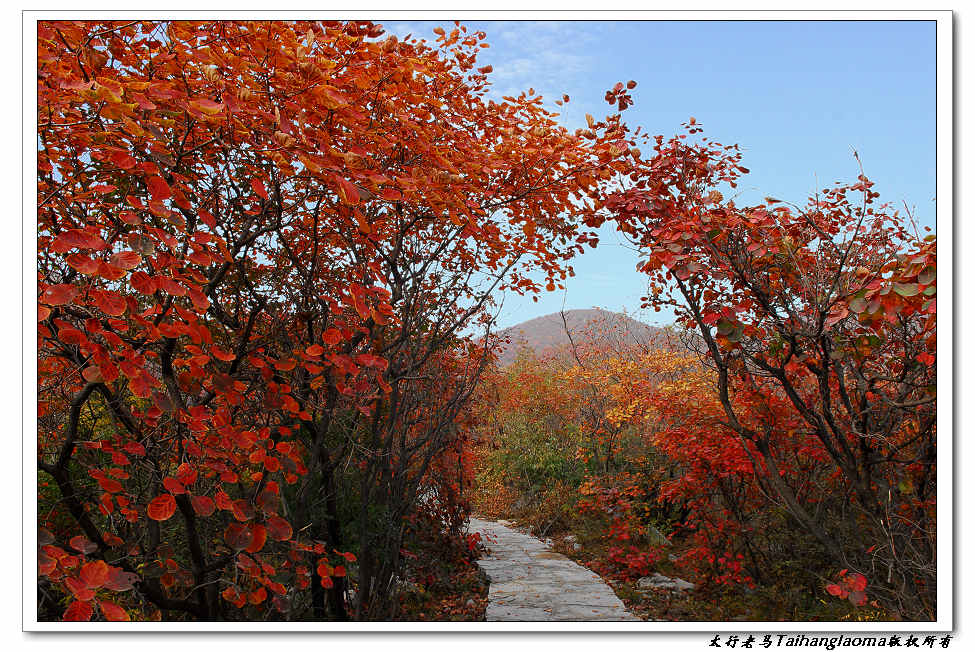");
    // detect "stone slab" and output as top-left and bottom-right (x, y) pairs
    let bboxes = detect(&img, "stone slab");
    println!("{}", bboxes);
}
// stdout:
(468, 517), (641, 622)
